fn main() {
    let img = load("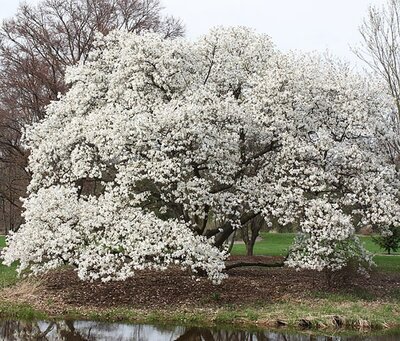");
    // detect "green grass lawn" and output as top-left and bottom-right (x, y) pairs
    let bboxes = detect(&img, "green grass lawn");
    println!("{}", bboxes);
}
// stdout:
(0, 235), (6, 248)
(373, 255), (400, 272)
(0, 235), (18, 287)
(232, 232), (400, 272)
(232, 232), (294, 256)
(0, 262), (17, 288)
